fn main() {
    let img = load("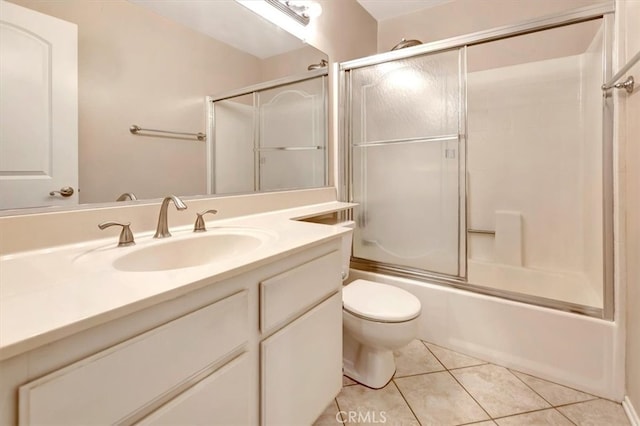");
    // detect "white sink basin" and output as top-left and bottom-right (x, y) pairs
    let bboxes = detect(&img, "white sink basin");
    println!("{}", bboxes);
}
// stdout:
(112, 229), (272, 272)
